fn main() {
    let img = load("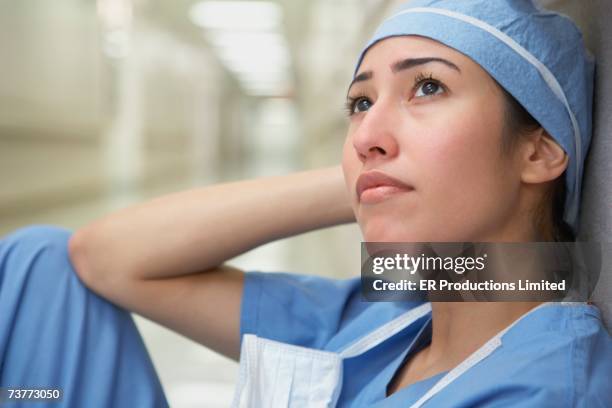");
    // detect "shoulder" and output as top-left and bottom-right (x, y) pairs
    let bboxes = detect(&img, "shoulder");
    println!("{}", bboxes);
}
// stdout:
(435, 304), (611, 407)
(240, 271), (425, 350)
(477, 303), (611, 407)
(240, 271), (361, 348)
